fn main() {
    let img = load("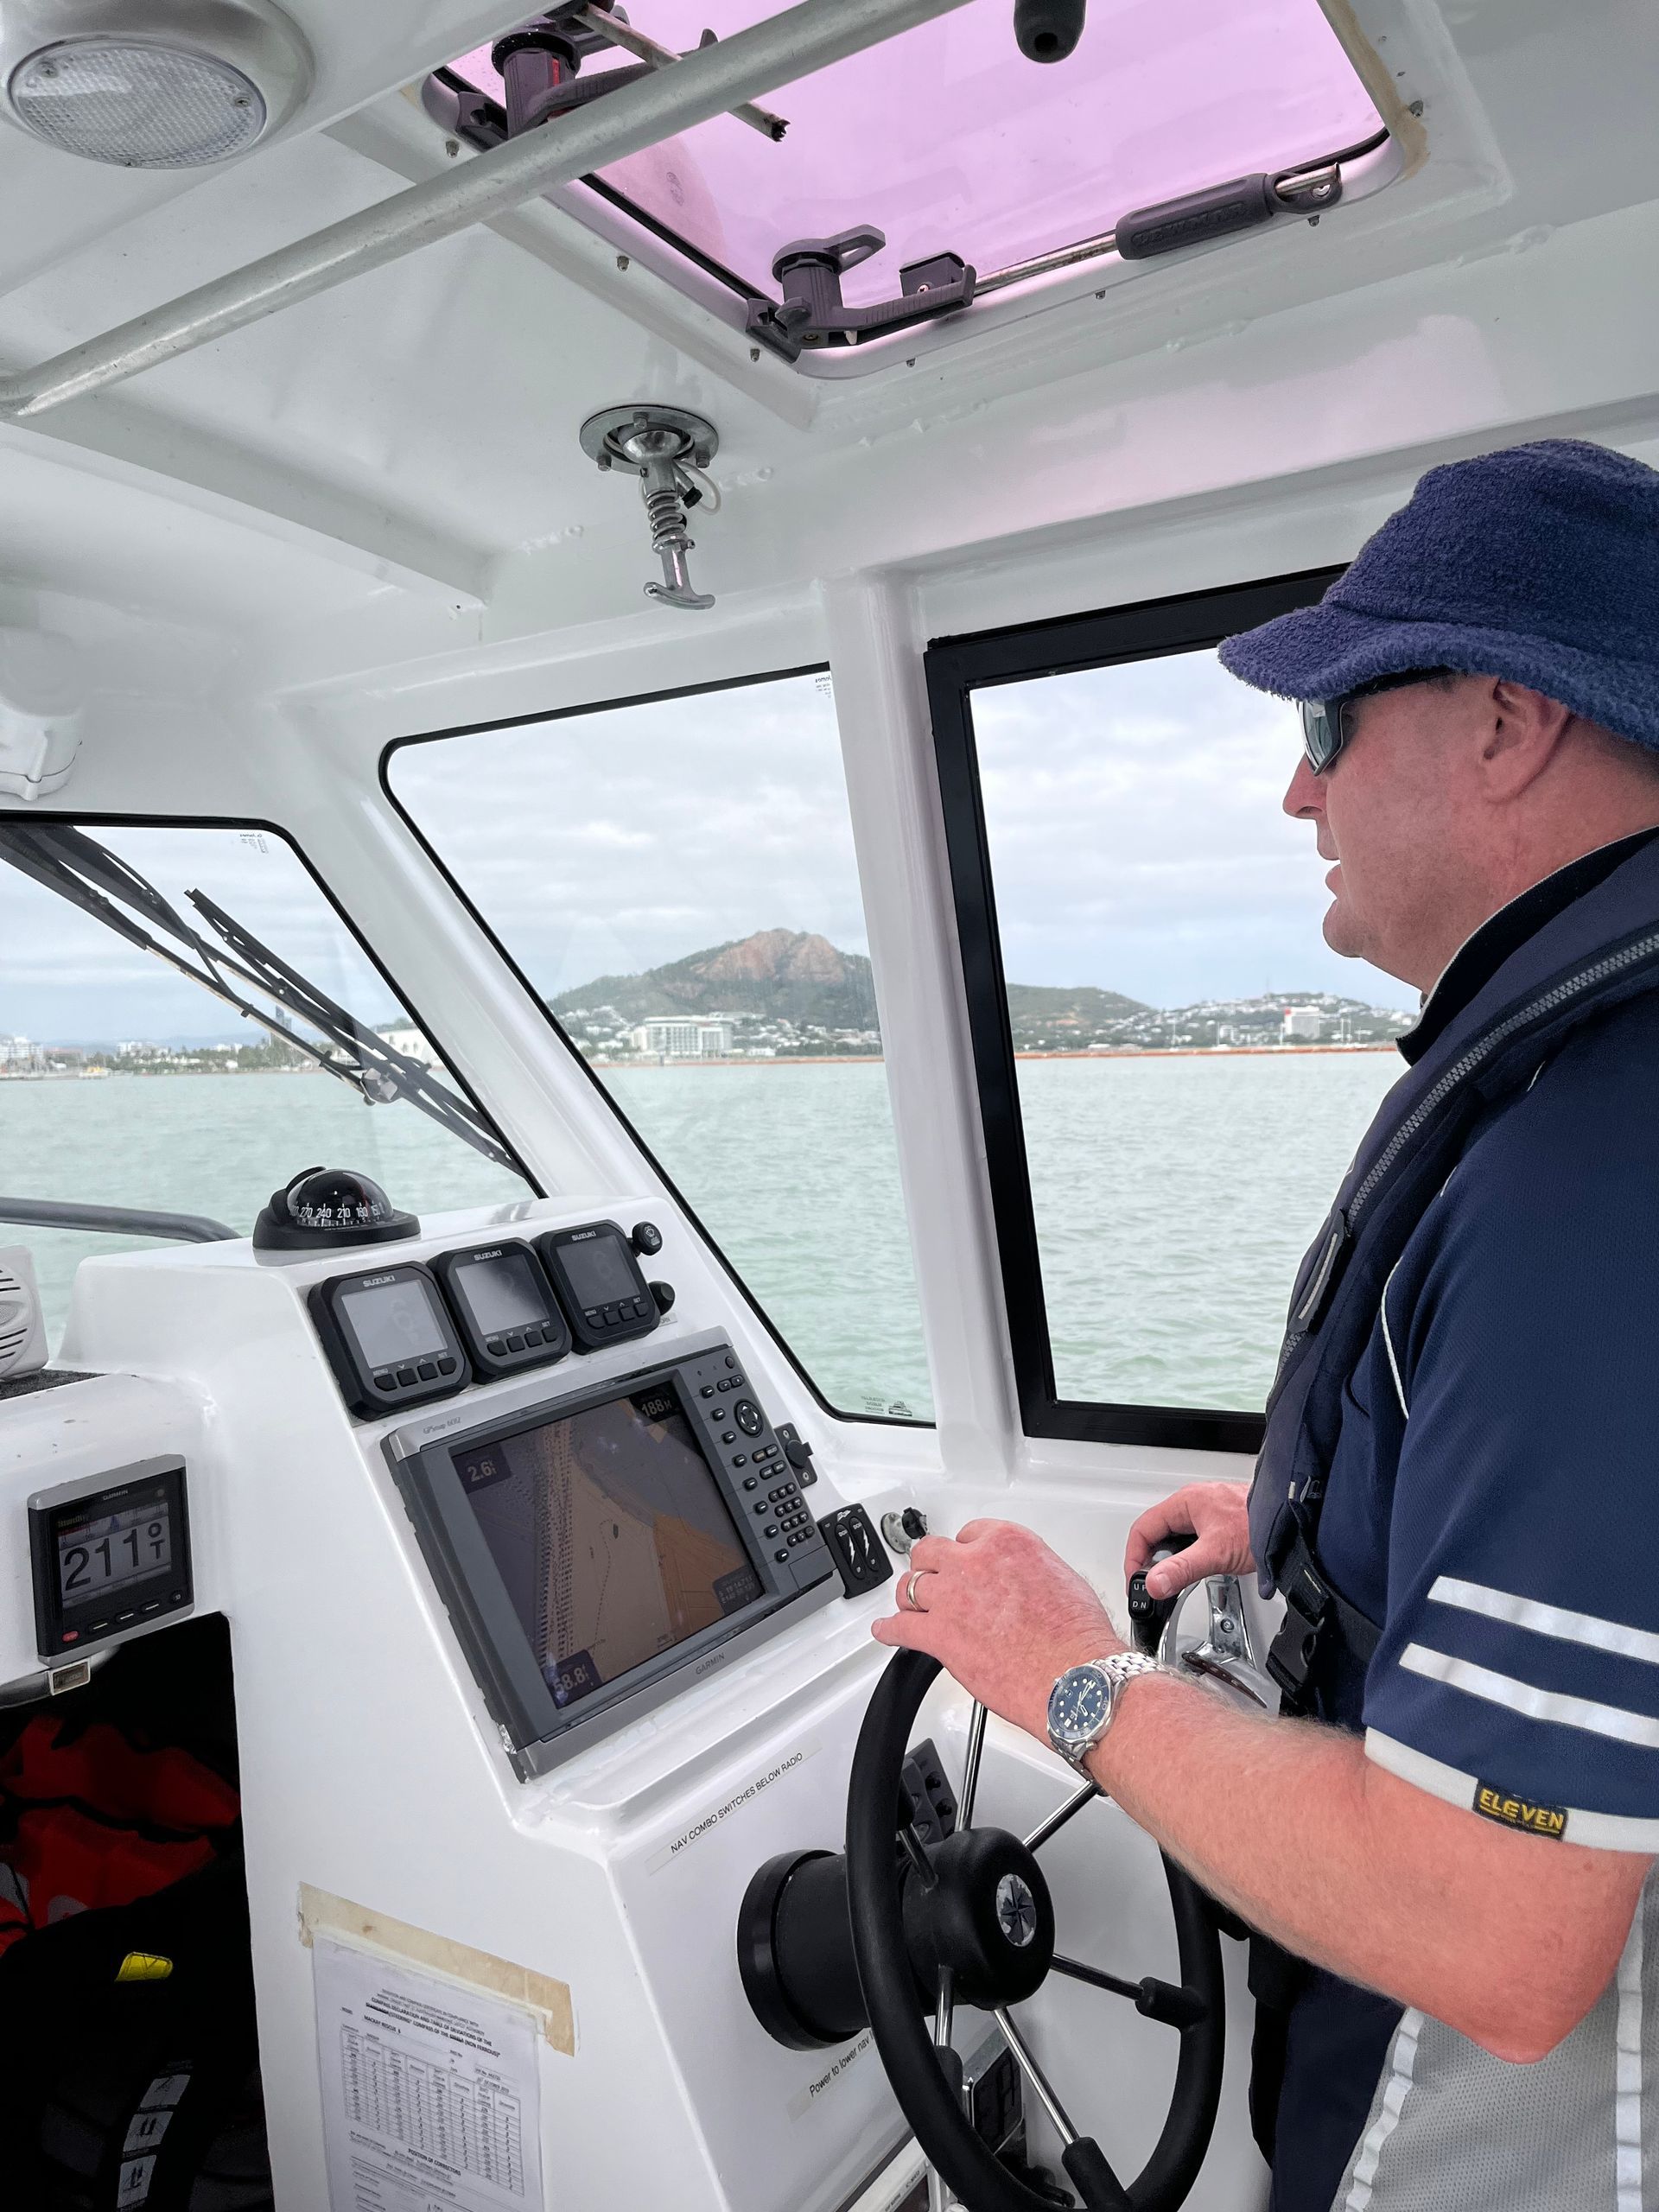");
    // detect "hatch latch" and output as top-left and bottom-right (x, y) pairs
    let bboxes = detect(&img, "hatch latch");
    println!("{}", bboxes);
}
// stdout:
(747, 227), (976, 363)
